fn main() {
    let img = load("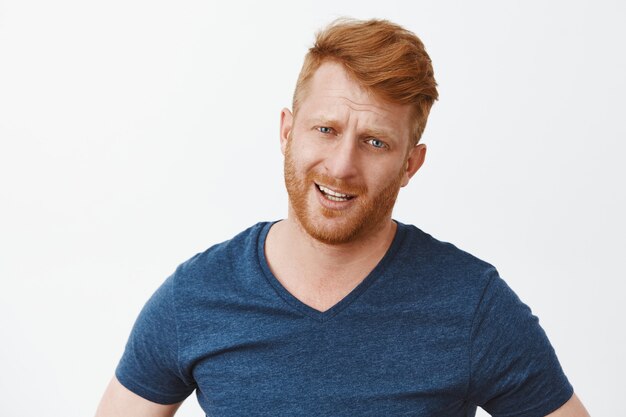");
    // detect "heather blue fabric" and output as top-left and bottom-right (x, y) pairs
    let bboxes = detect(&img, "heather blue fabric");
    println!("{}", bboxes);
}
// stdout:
(116, 220), (573, 416)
